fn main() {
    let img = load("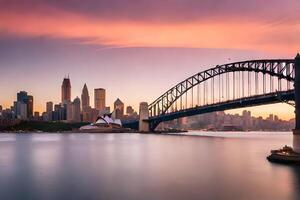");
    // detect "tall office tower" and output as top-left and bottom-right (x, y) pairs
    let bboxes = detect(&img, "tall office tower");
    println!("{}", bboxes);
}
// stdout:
(27, 95), (33, 117)
(16, 92), (33, 117)
(66, 101), (73, 122)
(17, 91), (28, 102)
(46, 102), (53, 113)
(0, 105), (2, 112)
(46, 102), (53, 121)
(72, 97), (81, 122)
(81, 84), (90, 111)
(13, 101), (27, 120)
(94, 88), (106, 111)
(53, 104), (64, 121)
(114, 98), (124, 119)
(61, 76), (71, 104)
(16, 91), (31, 119)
